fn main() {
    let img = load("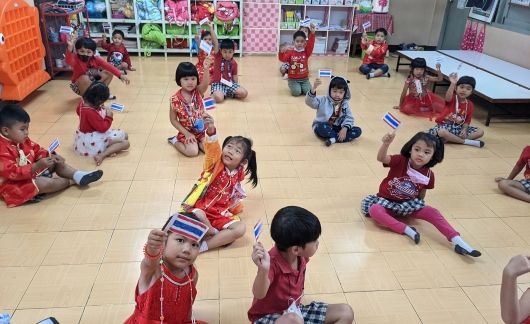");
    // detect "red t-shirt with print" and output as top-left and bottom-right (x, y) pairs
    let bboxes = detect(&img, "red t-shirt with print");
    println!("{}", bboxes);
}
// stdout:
(211, 51), (238, 83)
(516, 146), (530, 179)
(377, 154), (435, 202)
